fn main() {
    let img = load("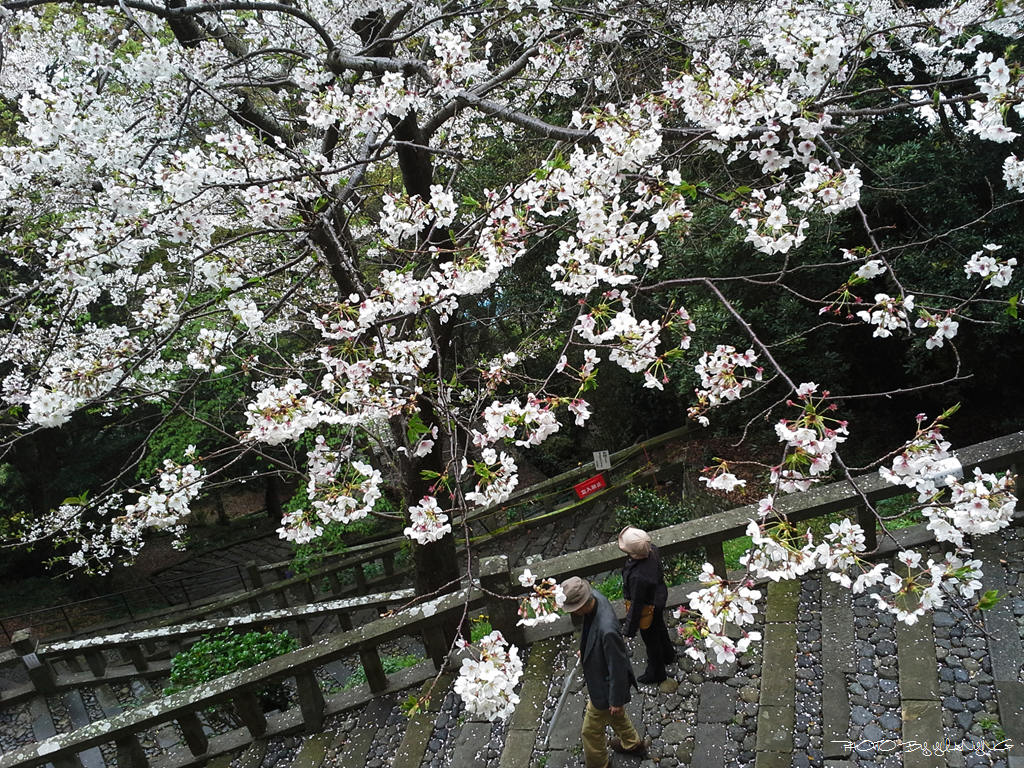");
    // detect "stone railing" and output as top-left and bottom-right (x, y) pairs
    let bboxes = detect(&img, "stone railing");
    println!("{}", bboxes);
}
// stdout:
(1, 430), (1020, 768)
(0, 587), (416, 707)
(1, 424), (692, 648)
